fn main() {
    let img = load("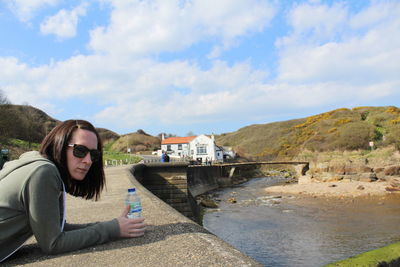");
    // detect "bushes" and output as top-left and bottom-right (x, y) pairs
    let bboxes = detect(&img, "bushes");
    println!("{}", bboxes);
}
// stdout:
(384, 126), (400, 150)
(333, 122), (374, 150)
